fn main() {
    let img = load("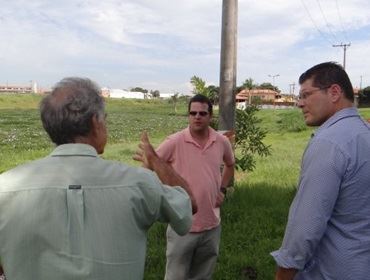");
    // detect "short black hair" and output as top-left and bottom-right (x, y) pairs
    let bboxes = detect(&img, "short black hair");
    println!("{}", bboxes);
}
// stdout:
(299, 61), (354, 102)
(188, 94), (213, 115)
